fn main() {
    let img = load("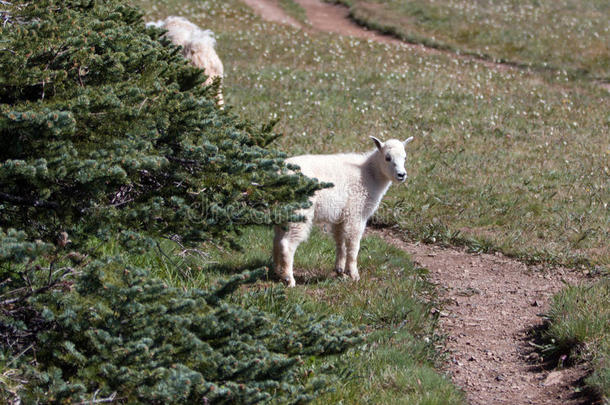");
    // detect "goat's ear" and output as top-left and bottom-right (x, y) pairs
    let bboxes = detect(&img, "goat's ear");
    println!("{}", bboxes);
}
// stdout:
(370, 136), (383, 151)
(403, 136), (414, 146)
